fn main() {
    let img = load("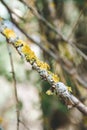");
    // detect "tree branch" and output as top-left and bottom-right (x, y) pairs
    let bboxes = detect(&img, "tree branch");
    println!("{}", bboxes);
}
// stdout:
(0, 17), (87, 115)
(1, 0), (87, 89)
